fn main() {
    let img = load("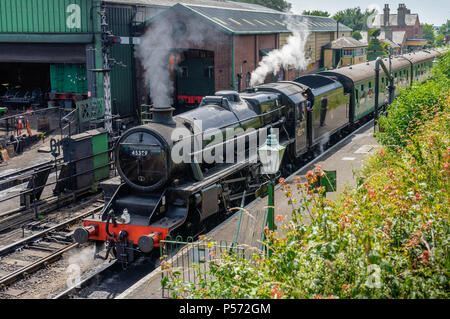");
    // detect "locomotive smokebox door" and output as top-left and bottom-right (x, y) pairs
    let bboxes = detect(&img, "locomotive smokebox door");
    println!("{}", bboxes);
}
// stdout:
(201, 184), (220, 220)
